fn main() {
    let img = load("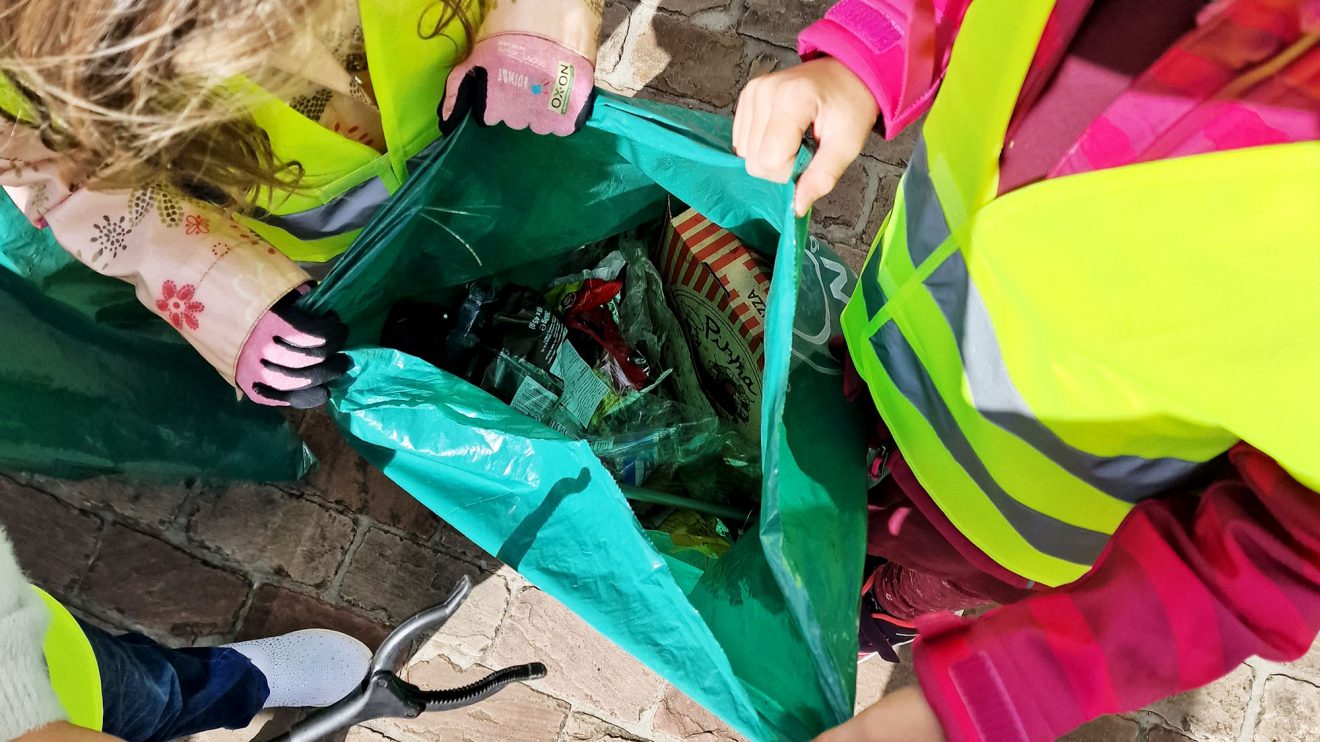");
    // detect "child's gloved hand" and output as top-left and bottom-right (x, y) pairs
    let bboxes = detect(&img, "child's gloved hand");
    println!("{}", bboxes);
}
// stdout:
(236, 288), (349, 409)
(440, 33), (595, 137)
(734, 57), (880, 217)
